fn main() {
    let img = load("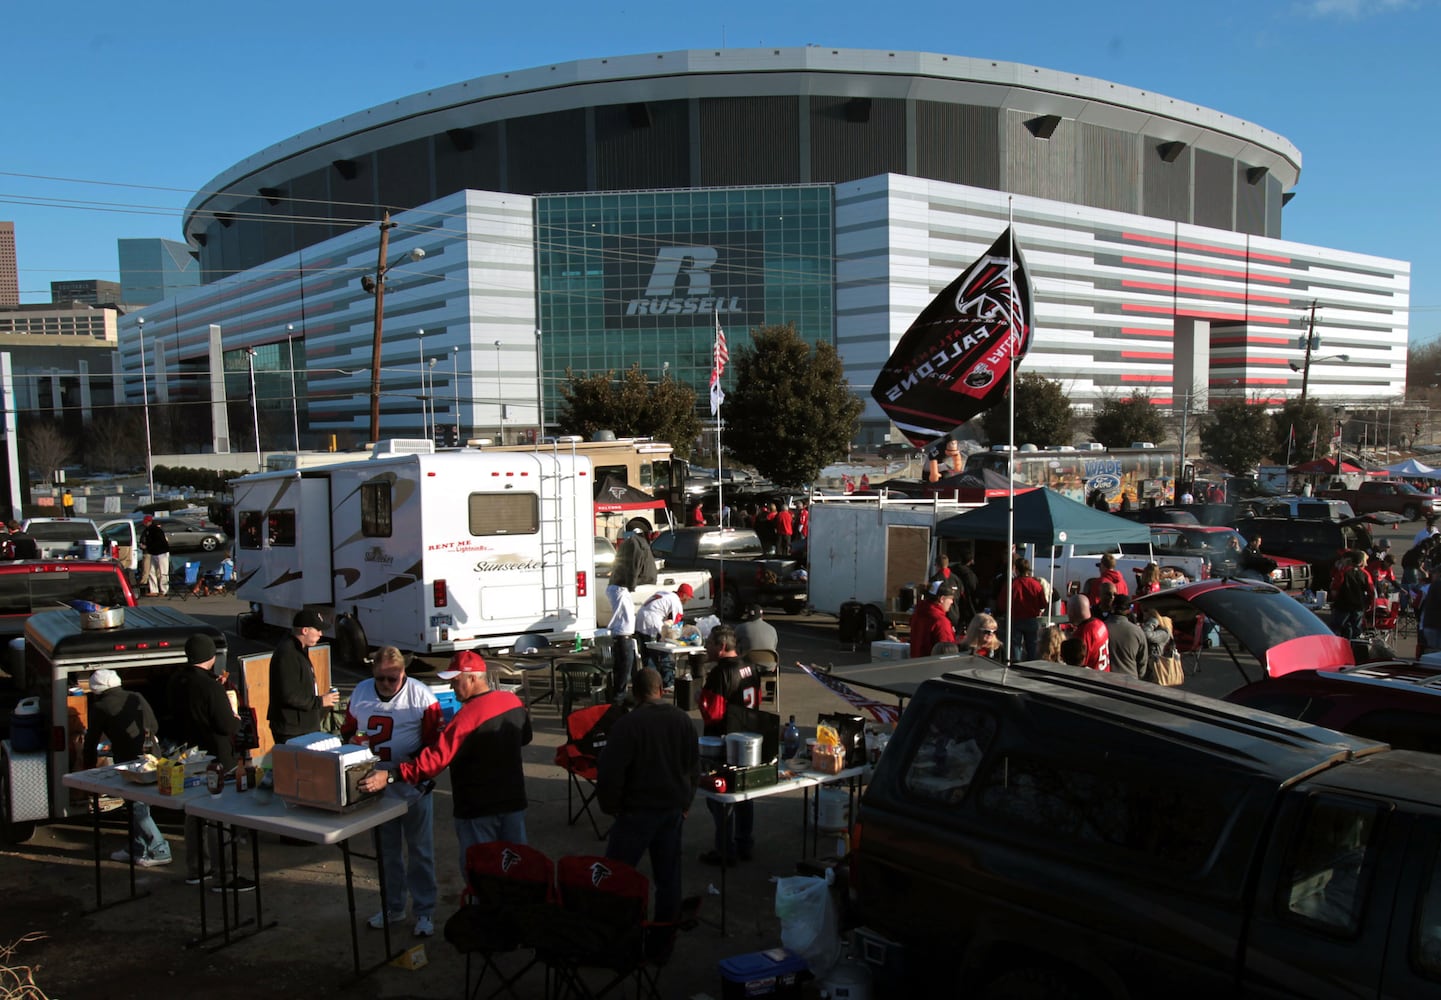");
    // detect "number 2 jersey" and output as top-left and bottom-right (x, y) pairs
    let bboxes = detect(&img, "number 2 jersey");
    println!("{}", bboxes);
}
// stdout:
(341, 677), (443, 769)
